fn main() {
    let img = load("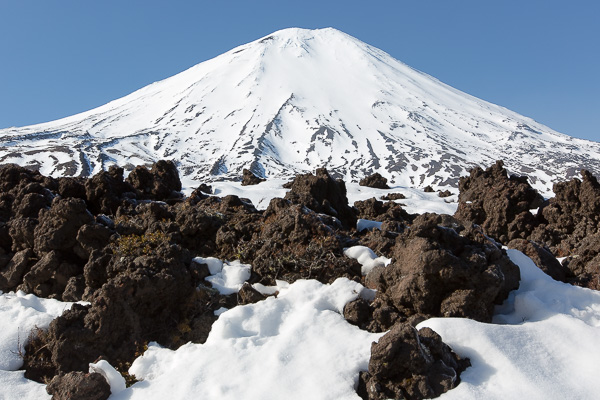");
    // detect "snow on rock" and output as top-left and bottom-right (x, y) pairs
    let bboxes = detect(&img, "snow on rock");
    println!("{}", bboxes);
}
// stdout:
(343, 246), (391, 275)
(89, 360), (126, 395)
(356, 219), (383, 232)
(115, 278), (382, 400)
(0, 291), (80, 371)
(194, 257), (251, 295)
(419, 249), (600, 399)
